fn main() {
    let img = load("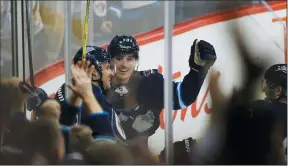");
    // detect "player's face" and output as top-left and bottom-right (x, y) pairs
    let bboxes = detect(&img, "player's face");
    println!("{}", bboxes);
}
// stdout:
(261, 79), (282, 100)
(101, 63), (115, 90)
(112, 53), (137, 84)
